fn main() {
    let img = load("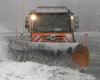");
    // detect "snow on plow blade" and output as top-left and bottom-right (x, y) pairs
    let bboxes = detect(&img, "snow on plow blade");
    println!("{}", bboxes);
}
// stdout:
(8, 39), (89, 68)
(28, 42), (80, 54)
